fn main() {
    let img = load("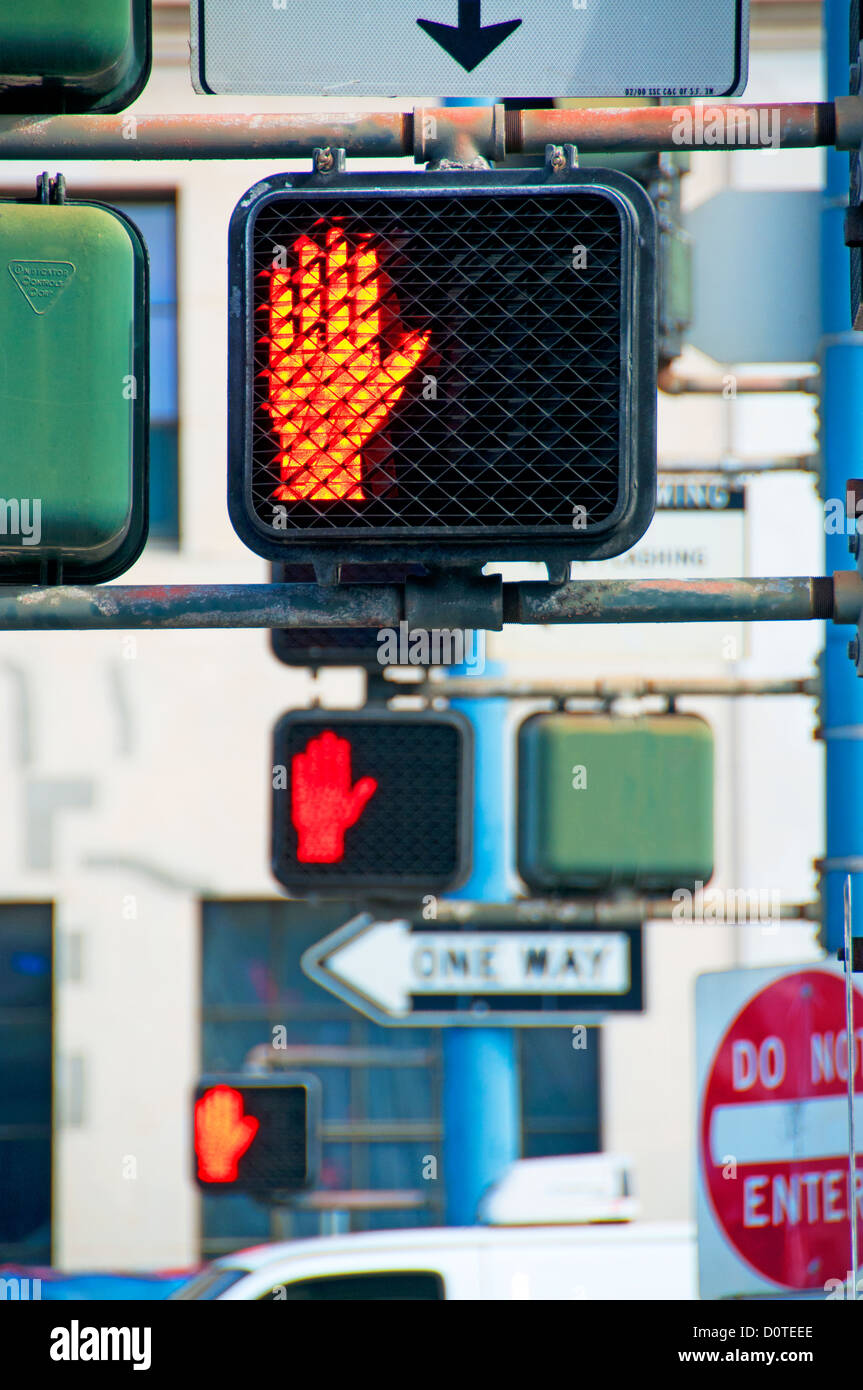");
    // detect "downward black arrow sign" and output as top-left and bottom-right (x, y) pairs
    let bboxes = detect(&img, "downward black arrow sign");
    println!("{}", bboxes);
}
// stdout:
(417, 2), (522, 72)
